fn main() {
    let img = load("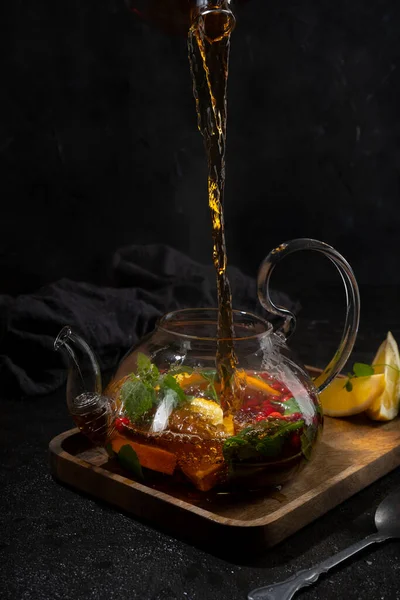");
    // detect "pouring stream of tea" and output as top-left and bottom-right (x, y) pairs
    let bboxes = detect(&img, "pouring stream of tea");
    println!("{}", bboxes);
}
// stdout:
(188, 7), (238, 409)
